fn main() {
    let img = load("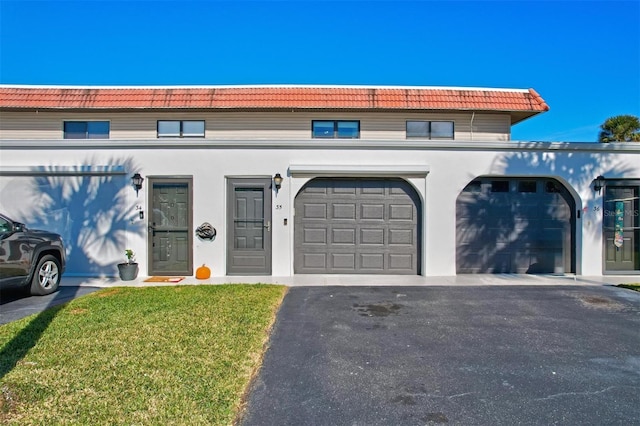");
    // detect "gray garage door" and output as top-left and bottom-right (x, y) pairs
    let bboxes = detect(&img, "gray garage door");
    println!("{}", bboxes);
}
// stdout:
(295, 178), (420, 274)
(457, 178), (575, 274)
